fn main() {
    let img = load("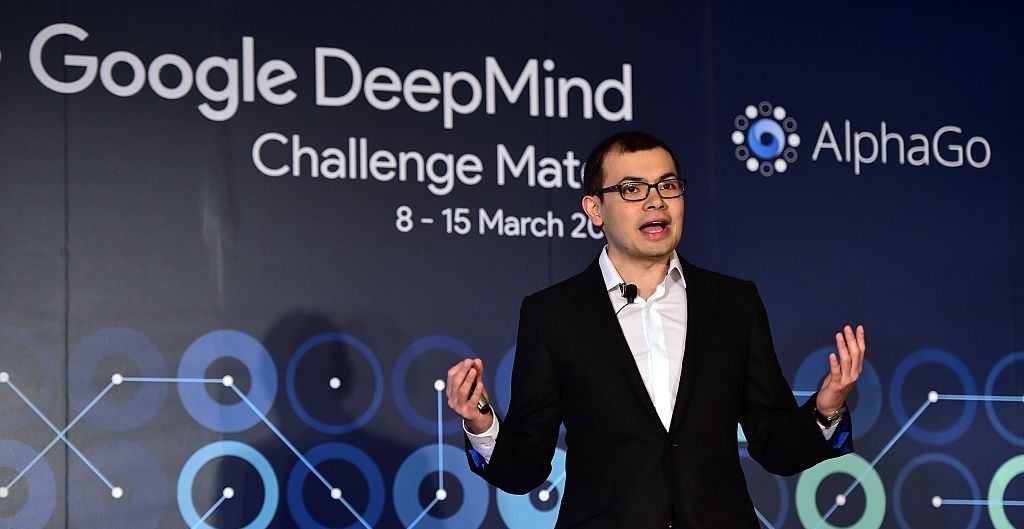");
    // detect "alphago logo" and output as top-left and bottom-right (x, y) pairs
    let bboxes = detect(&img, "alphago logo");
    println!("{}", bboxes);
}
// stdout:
(731, 101), (800, 177)
(731, 100), (993, 177)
